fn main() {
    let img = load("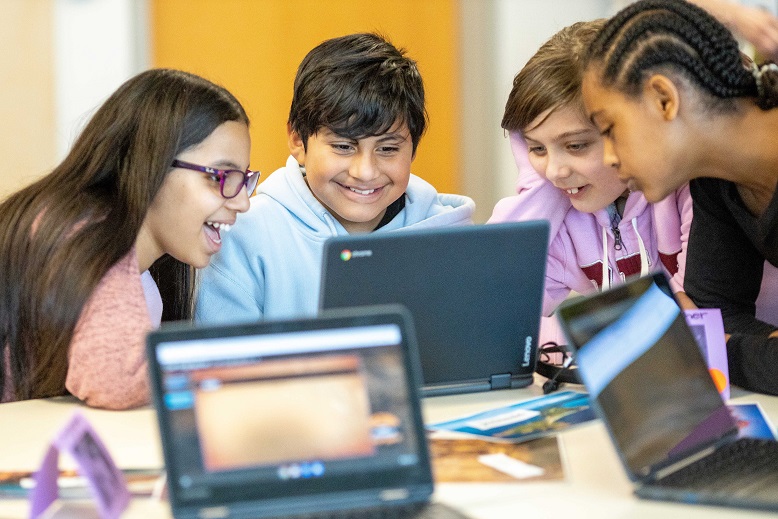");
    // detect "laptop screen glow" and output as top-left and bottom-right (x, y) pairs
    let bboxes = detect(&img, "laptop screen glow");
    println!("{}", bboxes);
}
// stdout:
(154, 322), (426, 506)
